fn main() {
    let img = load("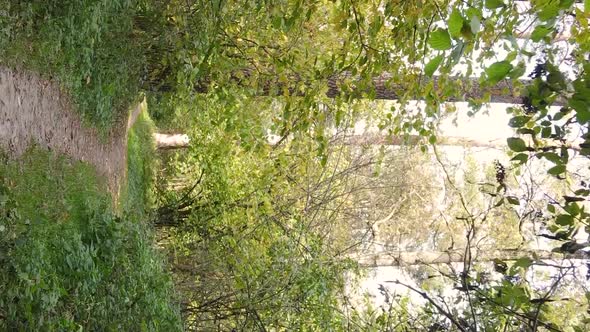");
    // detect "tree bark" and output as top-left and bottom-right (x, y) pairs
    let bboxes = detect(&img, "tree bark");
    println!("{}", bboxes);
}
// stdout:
(341, 134), (506, 148)
(356, 249), (588, 267)
(154, 133), (190, 149)
(194, 70), (565, 106)
(323, 73), (524, 104)
(150, 132), (507, 151)
(339, 133), (581, 151)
